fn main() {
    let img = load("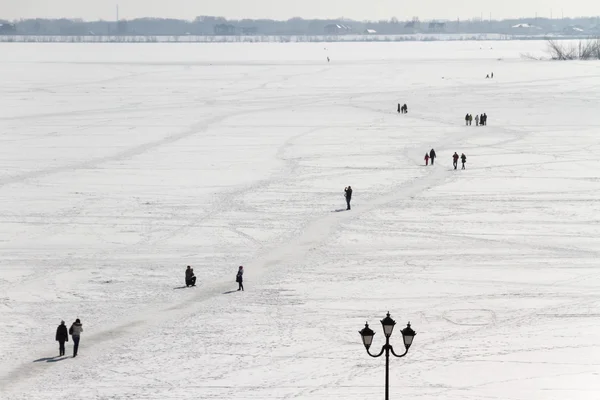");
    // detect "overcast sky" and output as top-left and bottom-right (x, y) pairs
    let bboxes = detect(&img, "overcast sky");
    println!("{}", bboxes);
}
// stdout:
(2, 0), (599, 21)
